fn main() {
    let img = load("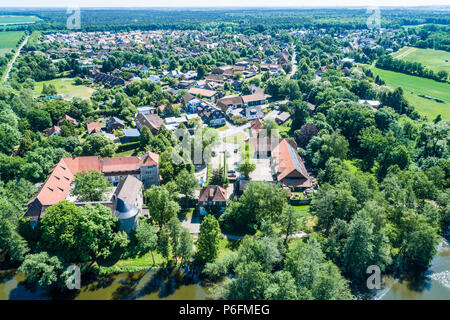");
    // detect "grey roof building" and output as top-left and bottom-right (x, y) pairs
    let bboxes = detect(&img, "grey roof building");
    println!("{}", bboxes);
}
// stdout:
(113, 175), (143, 232)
